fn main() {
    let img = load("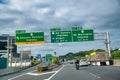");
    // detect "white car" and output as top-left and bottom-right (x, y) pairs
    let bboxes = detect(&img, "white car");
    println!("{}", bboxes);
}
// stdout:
(79, 60), (89, 66)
